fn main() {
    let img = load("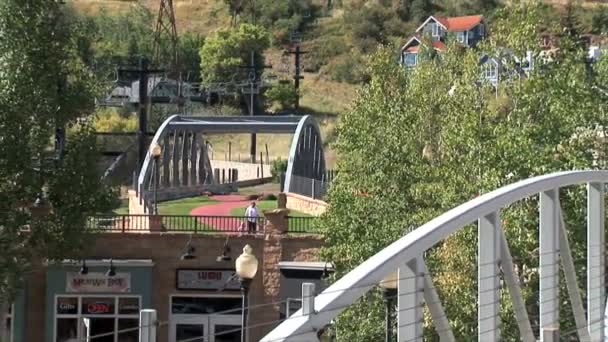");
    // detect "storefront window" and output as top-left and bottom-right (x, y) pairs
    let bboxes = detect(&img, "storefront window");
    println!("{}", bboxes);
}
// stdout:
(55, 296), (140, 342)
(3, 305), (13, 342)
(171, 297), (241, 315)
